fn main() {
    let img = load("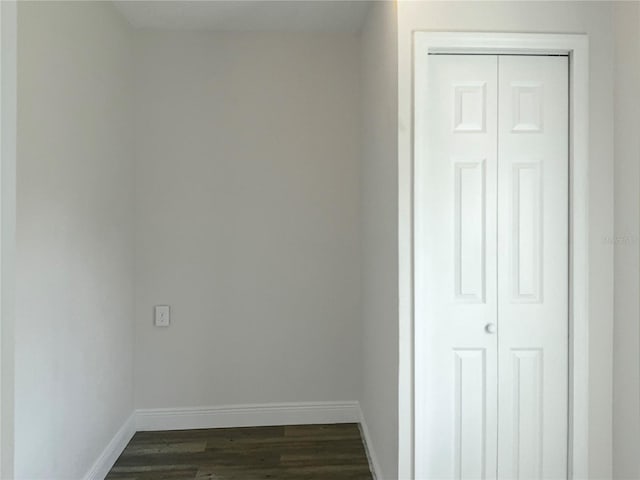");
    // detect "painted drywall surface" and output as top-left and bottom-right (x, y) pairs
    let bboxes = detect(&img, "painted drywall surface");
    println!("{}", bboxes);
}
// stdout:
(397, 2), (615, 478)
(360, 2), (399, 479)
(15, 2), (135, 478)
(134, 32), (361, 408)
(613, 2), (640, 479)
